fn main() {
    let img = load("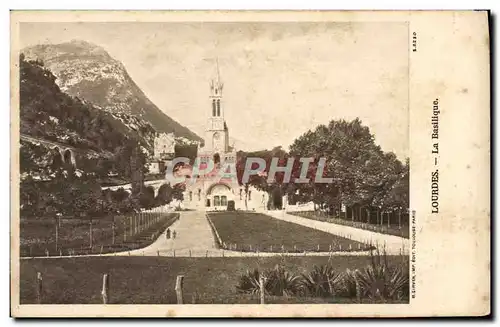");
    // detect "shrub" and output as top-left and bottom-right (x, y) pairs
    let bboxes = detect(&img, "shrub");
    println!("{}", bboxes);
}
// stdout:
(266, 265), (301, 297)
(300, 265), (342, 297)
(236, 268), (262, 295)
(336, 269), (360, 299)
(236, 265), (301, 297)
(236, 252), (409, 302)
(355, 249), (409, 302)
